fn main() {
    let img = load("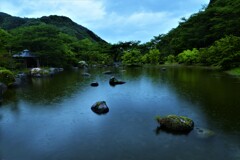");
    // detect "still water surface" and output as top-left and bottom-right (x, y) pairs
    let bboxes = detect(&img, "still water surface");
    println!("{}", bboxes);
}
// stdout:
(0, 66), (240, 160)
